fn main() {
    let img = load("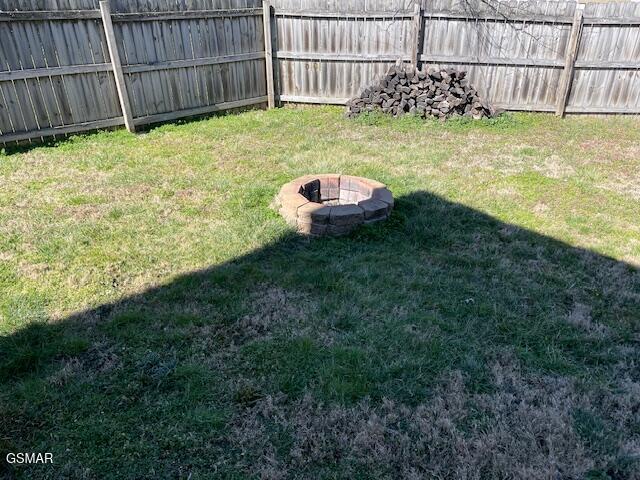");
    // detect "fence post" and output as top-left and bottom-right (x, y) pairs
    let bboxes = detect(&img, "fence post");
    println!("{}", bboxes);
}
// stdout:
(556, 3), (584, 117)
(411, 3), (422, 68)
(263, 0), (276, 108)
(99, 0), (135, 132)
